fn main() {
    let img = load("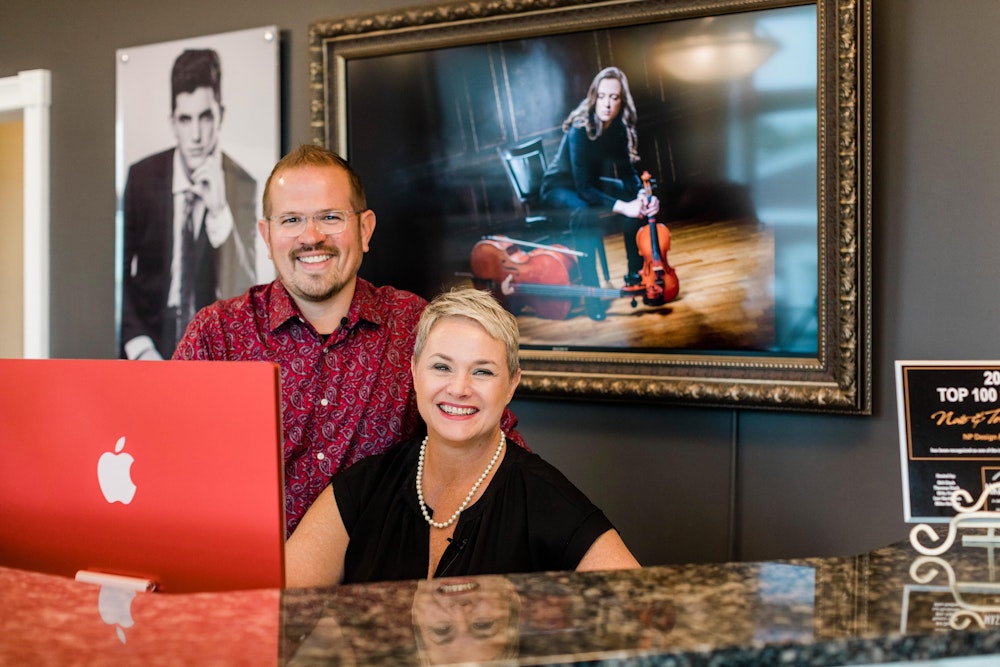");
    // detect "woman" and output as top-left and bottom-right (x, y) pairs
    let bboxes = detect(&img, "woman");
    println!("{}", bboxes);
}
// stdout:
(540, 66), (660, 320)
(285, 288), (639, 586)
